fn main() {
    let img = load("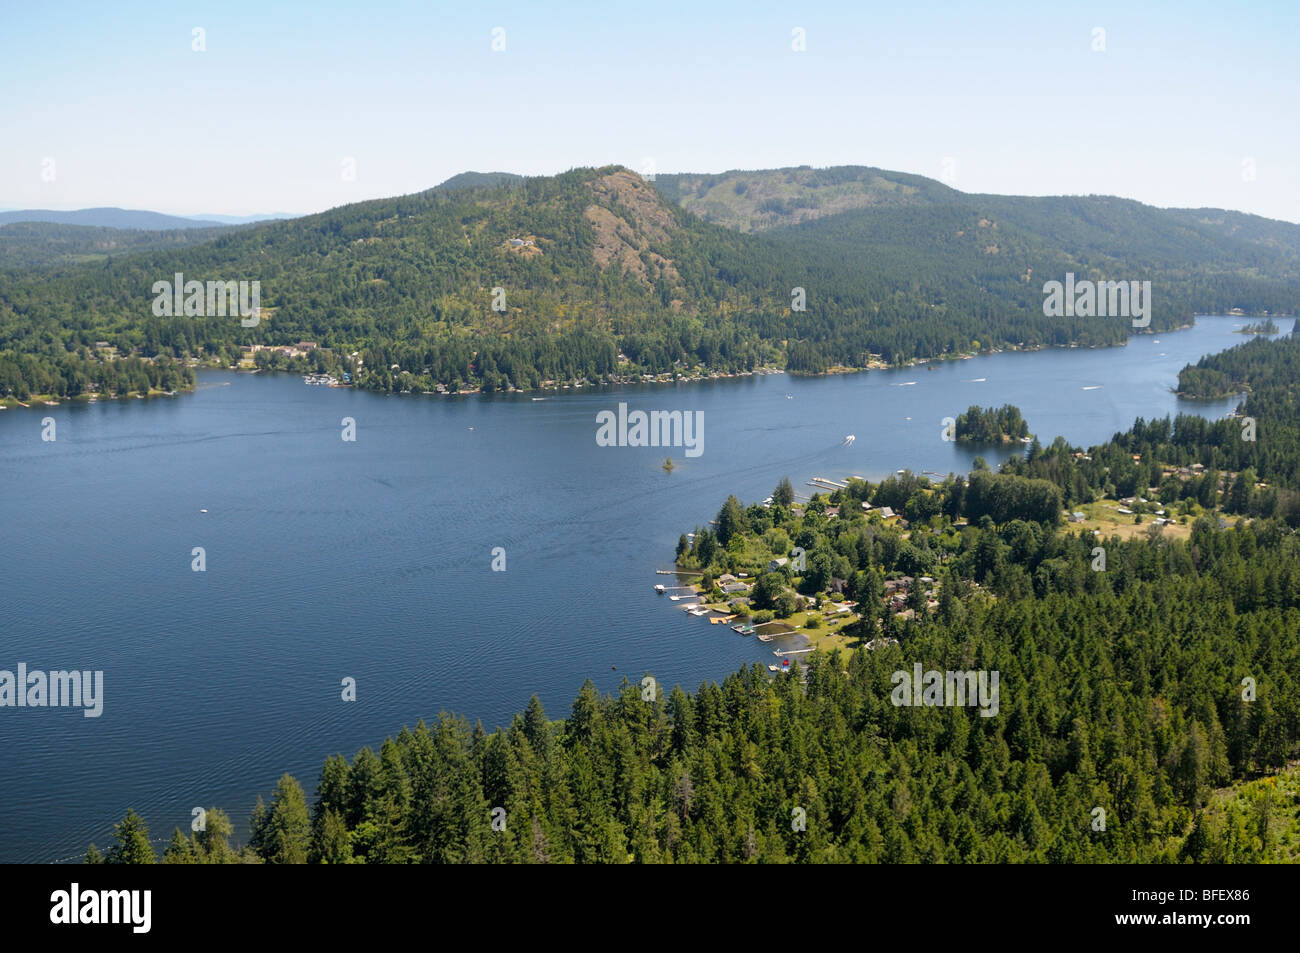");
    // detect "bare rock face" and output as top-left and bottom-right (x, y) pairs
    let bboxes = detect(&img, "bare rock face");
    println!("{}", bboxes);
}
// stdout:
(584, 170), (681, 288)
